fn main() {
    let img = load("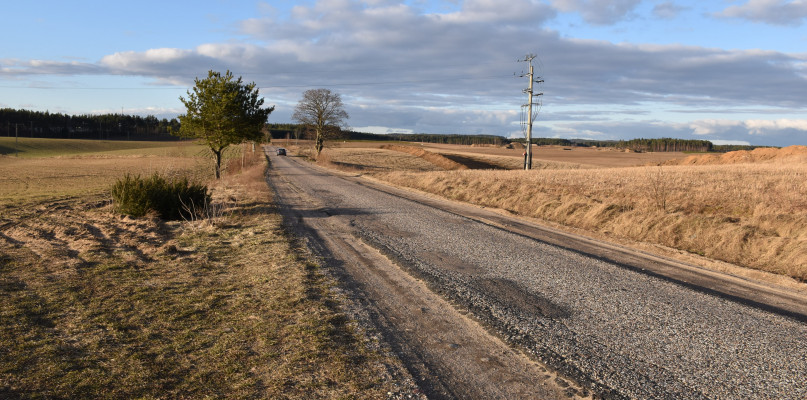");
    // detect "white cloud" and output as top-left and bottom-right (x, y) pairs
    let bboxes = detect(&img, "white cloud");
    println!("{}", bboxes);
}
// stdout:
(2, 0), (807, 146)
(545, 117), (807, 146)
(100, 48), (212, 80)
(710, 139), (752, 145)
(353, 126), (415, 135)
(688, 118), (807, 136)
(439, 0), (556, 23)
(0, 59), (102, 76)
(551, 0), (641, 25)
(4, 1), (806, 113)
(688, 119), (744, 135)
(652, 2), (686, 19)
(90, 106), (183, 118)
(716, 0), (807, 26)
(745, 118), (807, 133)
